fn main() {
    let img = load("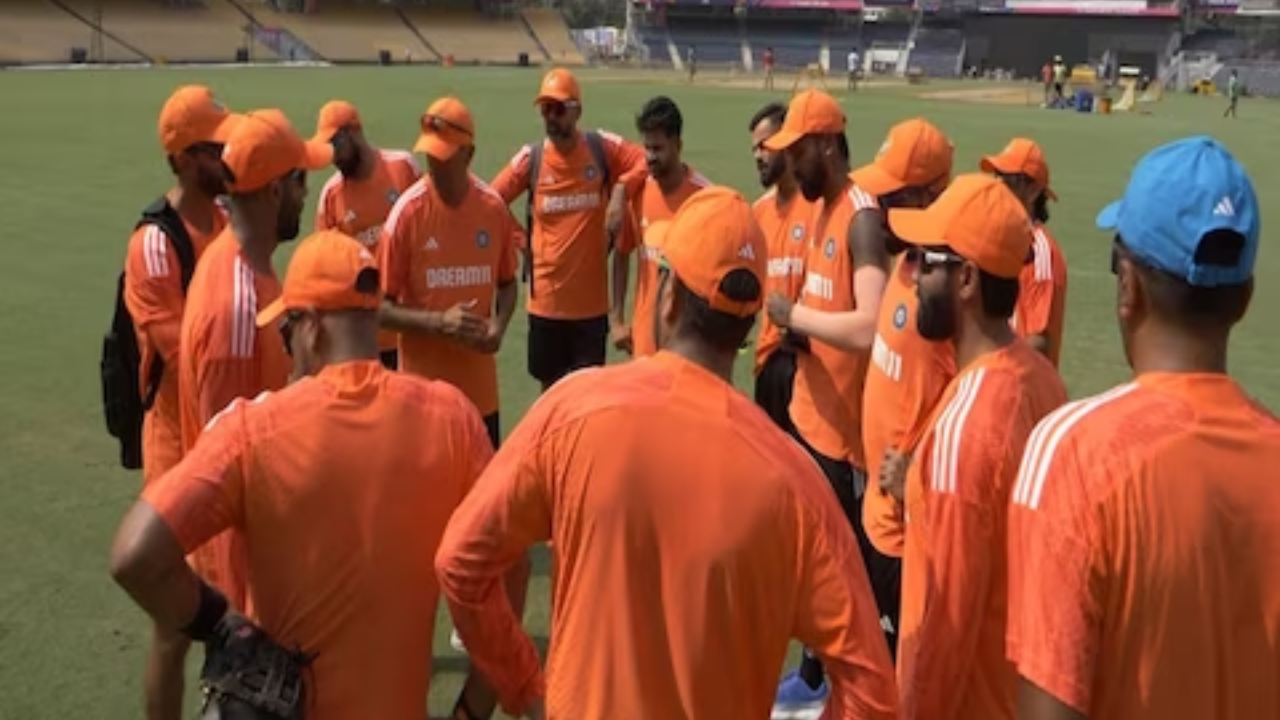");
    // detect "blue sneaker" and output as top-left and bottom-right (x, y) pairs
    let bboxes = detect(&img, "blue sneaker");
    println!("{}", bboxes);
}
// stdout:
(771, 670), (829, 720)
